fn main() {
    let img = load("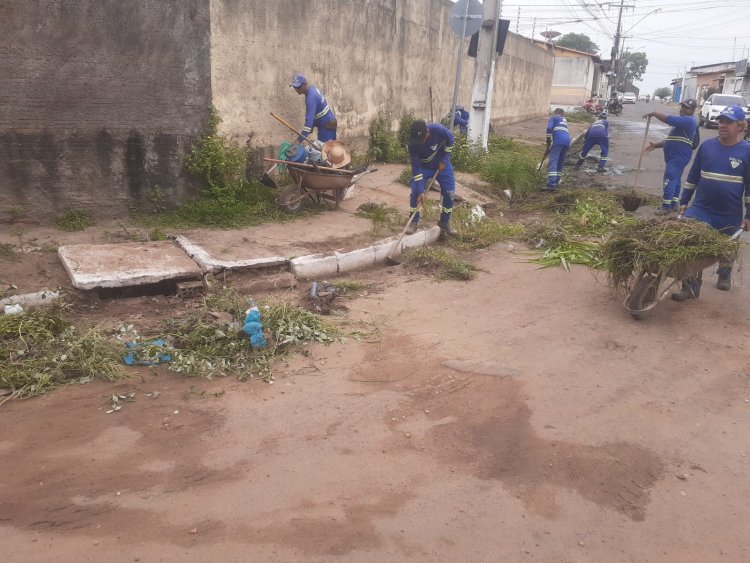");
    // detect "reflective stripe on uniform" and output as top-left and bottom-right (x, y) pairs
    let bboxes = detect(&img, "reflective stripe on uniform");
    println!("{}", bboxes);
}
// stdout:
(553, 126), (568, 131)
(314, 105), (331, 120)
(444, 145), (453, 152)
(665, 136), (691, 145)
(745, 196), (750, 203)
(683, 182), (696, 190)
(302, 126), (312, 133)
(701, 170), (743, 183)
(409, 207), (418, 213)
(413, 173), (423, 182)
(662, 199), (673, 205)
(421, 150), (439, 163)
(441, 206), (453, 213)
